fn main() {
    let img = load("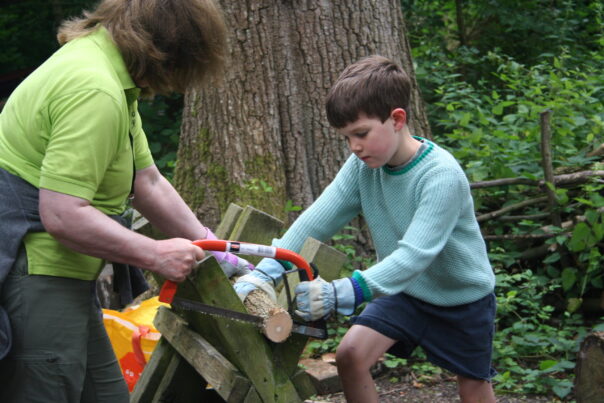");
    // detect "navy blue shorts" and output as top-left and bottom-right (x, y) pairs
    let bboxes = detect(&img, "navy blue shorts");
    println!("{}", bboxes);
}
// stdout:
(352, 292), (497, 381)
